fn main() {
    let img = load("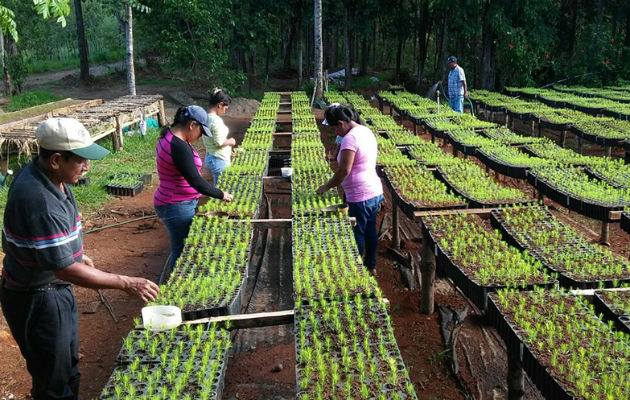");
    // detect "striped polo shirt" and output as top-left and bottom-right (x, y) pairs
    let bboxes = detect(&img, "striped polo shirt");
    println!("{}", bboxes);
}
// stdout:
(2, 159), (83, 288)
(154, 130), (203, 206)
